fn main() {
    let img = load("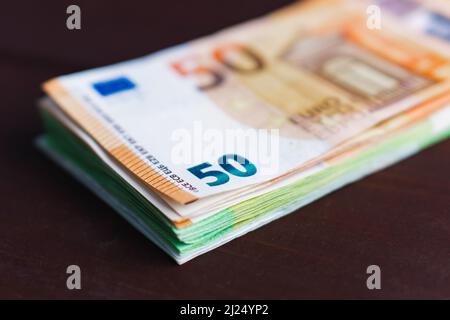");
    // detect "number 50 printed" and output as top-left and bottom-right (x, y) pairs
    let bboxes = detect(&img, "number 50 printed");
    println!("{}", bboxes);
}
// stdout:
(187, 154), (257, 187)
